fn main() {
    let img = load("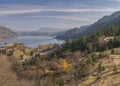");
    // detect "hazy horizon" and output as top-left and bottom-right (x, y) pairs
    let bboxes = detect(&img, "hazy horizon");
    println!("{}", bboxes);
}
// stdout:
(0, 0), (120, 31)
